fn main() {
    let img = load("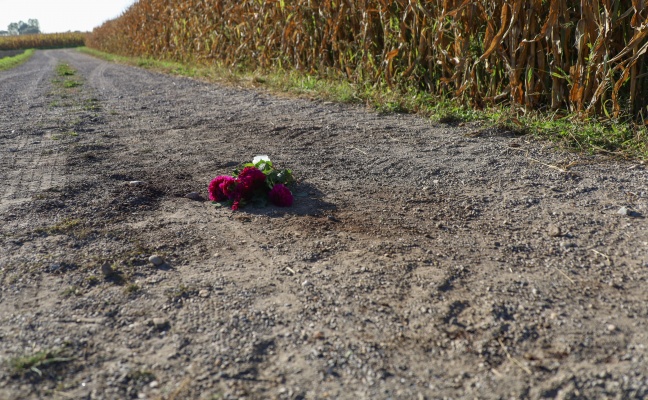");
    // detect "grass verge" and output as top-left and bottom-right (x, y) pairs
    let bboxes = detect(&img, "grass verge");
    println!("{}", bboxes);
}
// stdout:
(0, 48), (35, 71)
(78, 47), (648, 159)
